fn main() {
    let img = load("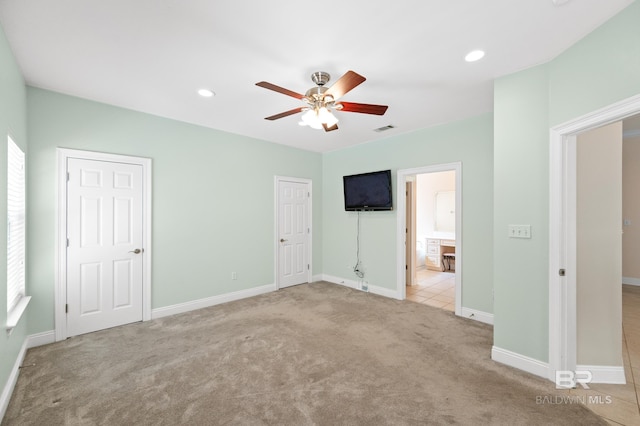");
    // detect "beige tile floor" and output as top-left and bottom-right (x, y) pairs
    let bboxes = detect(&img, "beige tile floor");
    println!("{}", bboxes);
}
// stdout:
(406, 268), (455, 312)
(568, 285), (640, 425)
